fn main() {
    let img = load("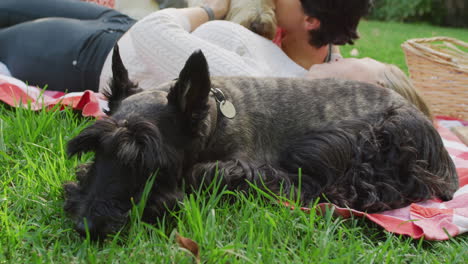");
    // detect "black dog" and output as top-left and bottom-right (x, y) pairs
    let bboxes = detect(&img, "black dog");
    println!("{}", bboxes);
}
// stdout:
(63, 46), (458, 239)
